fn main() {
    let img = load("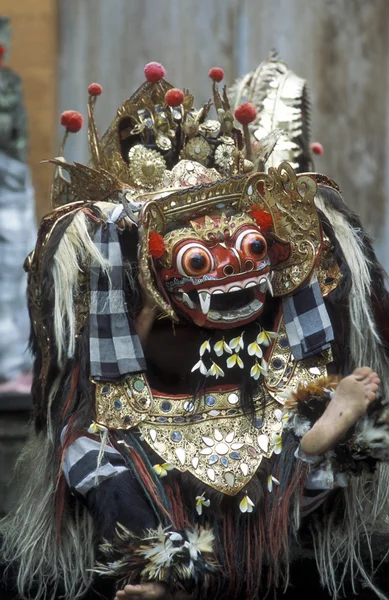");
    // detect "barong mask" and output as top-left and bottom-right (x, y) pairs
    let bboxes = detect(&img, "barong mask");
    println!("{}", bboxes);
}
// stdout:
(140, 163), (321, 328)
